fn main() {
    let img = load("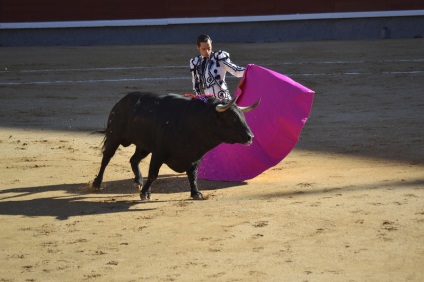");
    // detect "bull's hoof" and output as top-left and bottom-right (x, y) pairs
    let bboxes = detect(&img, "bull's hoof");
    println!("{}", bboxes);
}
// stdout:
(133, 182), (142, 192)
(191, 192), (204, 201)
(140, 192), (151, 201)
(92, 178), (102, 190)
